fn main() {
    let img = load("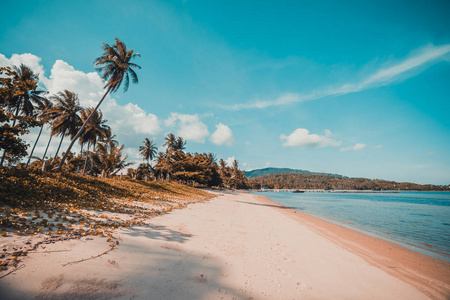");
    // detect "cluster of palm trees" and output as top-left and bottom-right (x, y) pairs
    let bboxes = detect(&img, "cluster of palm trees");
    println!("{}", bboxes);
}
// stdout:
(0, 38), (140, 177)
(133, 133), (248, 188)
(2, 37), (249, 187)
(0, 64), (47, 166)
